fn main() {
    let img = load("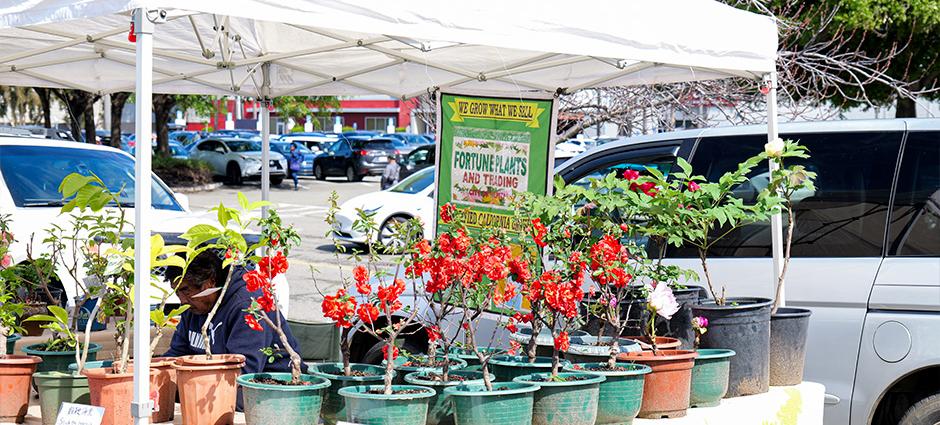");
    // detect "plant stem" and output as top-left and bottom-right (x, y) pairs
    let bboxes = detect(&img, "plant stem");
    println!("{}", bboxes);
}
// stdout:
(118, 296), (132, 374)
(78, 289), (105, 374)
(341, 328), (351, 376)
(0, 326), (7, 360)
(772, 209), (795, 315)
(383, 342), (395, 395)
(607, 340), (618, 369)
(698, 249), (722, 305)
(258, 312), (303, 383)
(201, 267), (234, 359)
